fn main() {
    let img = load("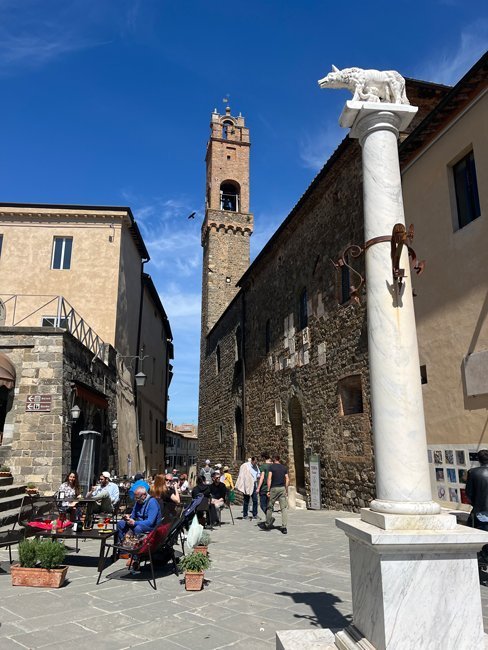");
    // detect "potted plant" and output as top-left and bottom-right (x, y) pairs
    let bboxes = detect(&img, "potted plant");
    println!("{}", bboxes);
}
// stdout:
(0, 465), (11, 477)
(194, 530), (211, 556)
(25, 482), (38, 496)
(179, 551), (211, 591)
(11, 539), (68, 588)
